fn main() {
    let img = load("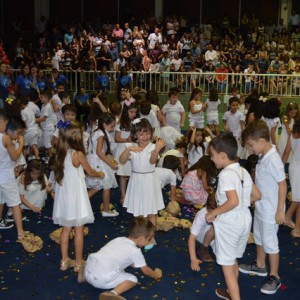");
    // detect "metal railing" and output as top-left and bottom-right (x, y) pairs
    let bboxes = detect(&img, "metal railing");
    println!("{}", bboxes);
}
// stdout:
(11, 70), (300, 96)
